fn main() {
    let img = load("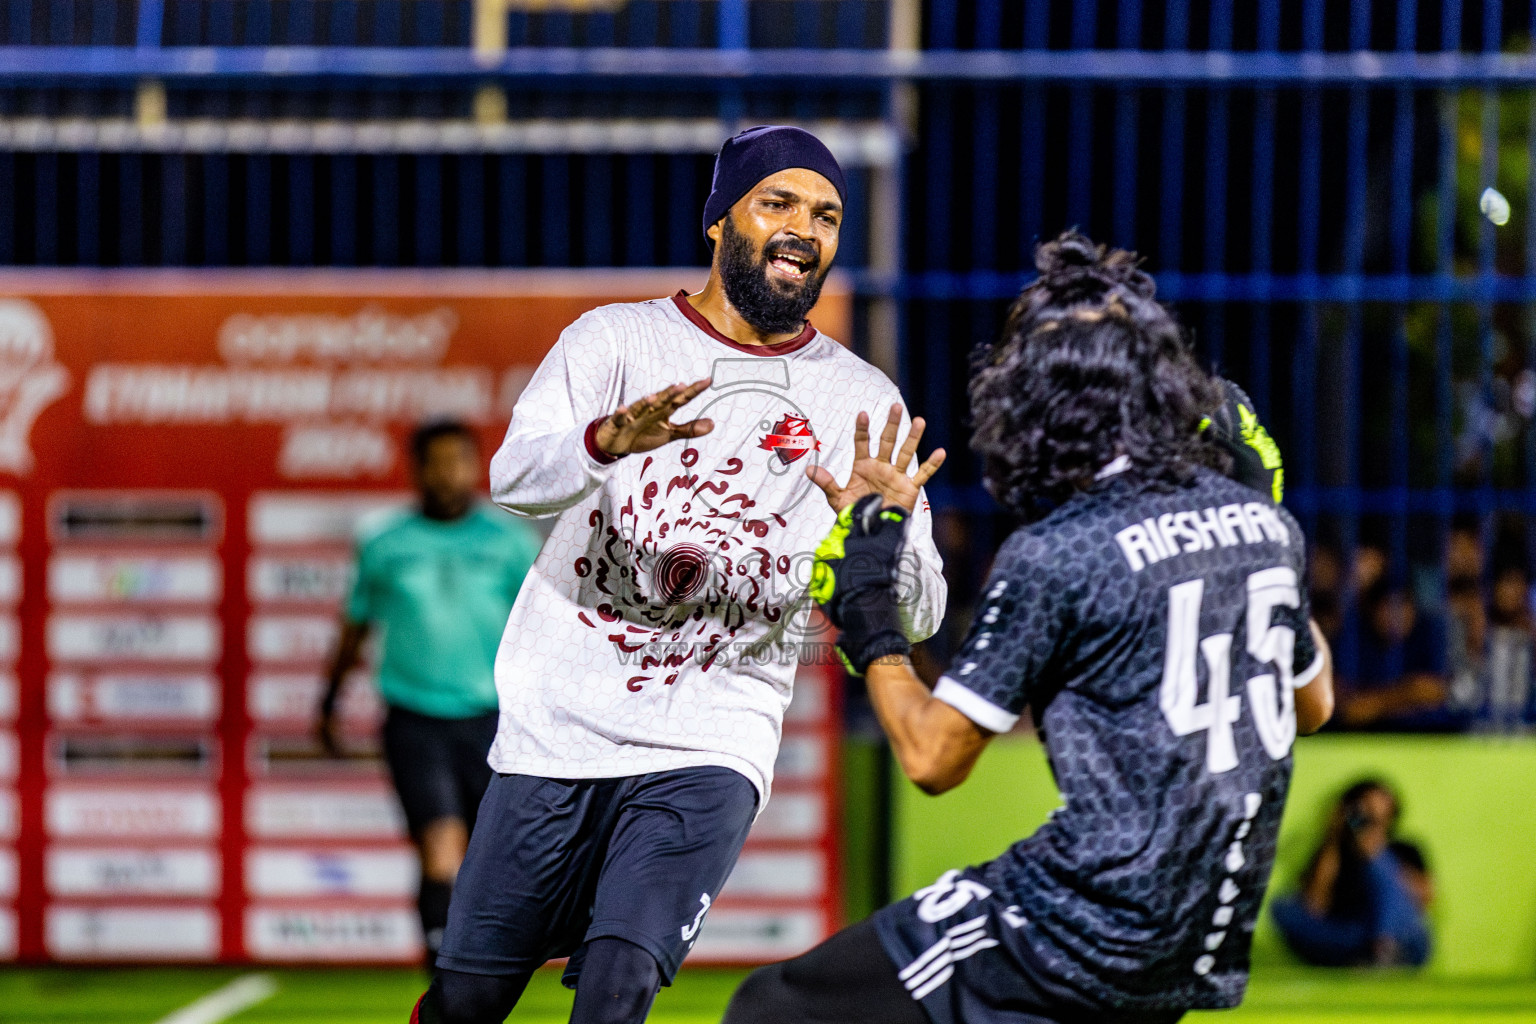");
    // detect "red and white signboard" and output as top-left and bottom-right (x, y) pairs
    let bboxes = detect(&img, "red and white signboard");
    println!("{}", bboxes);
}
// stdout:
(5, 269), (850, 964)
